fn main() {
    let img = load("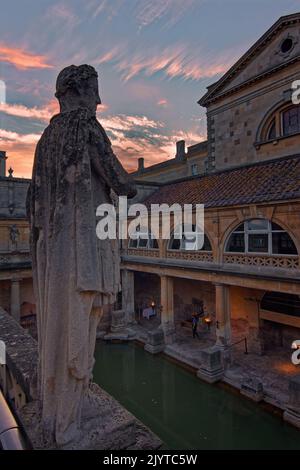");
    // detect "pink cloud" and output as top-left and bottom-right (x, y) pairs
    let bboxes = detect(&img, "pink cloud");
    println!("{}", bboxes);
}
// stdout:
(0, 43), (53, 70)
(157, 99), (168, 107)
(98, 42), (239, 82)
